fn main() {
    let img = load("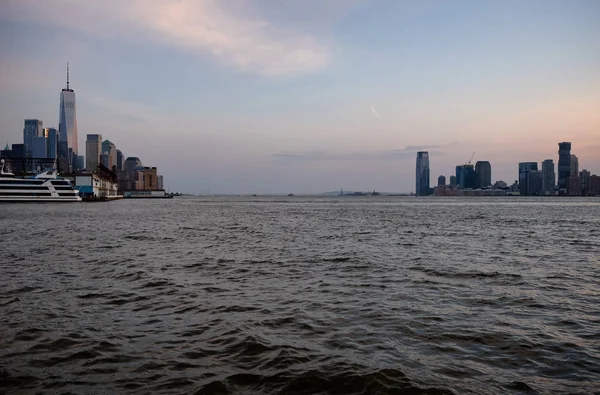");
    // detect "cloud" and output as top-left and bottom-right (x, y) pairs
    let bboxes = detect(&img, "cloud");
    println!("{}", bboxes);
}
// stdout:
(2, 0), (331, 76)
(272, 143), (457, 163)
